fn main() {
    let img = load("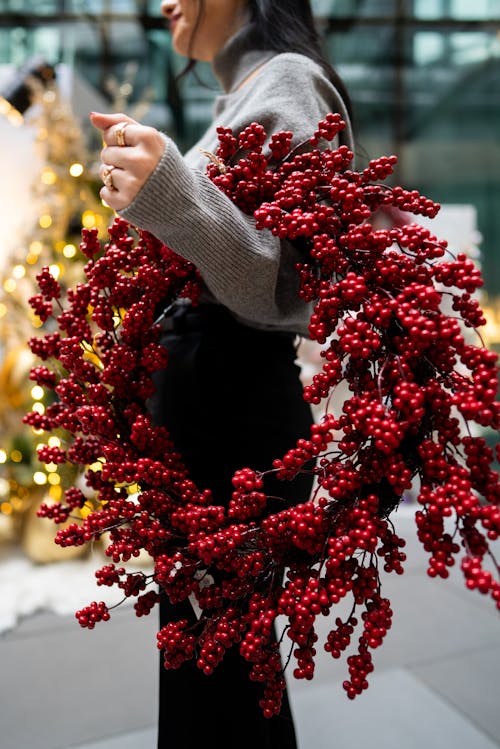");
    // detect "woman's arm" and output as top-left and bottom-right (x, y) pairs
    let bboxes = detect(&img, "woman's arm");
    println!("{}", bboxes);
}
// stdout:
(92, 55), (352, 328)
